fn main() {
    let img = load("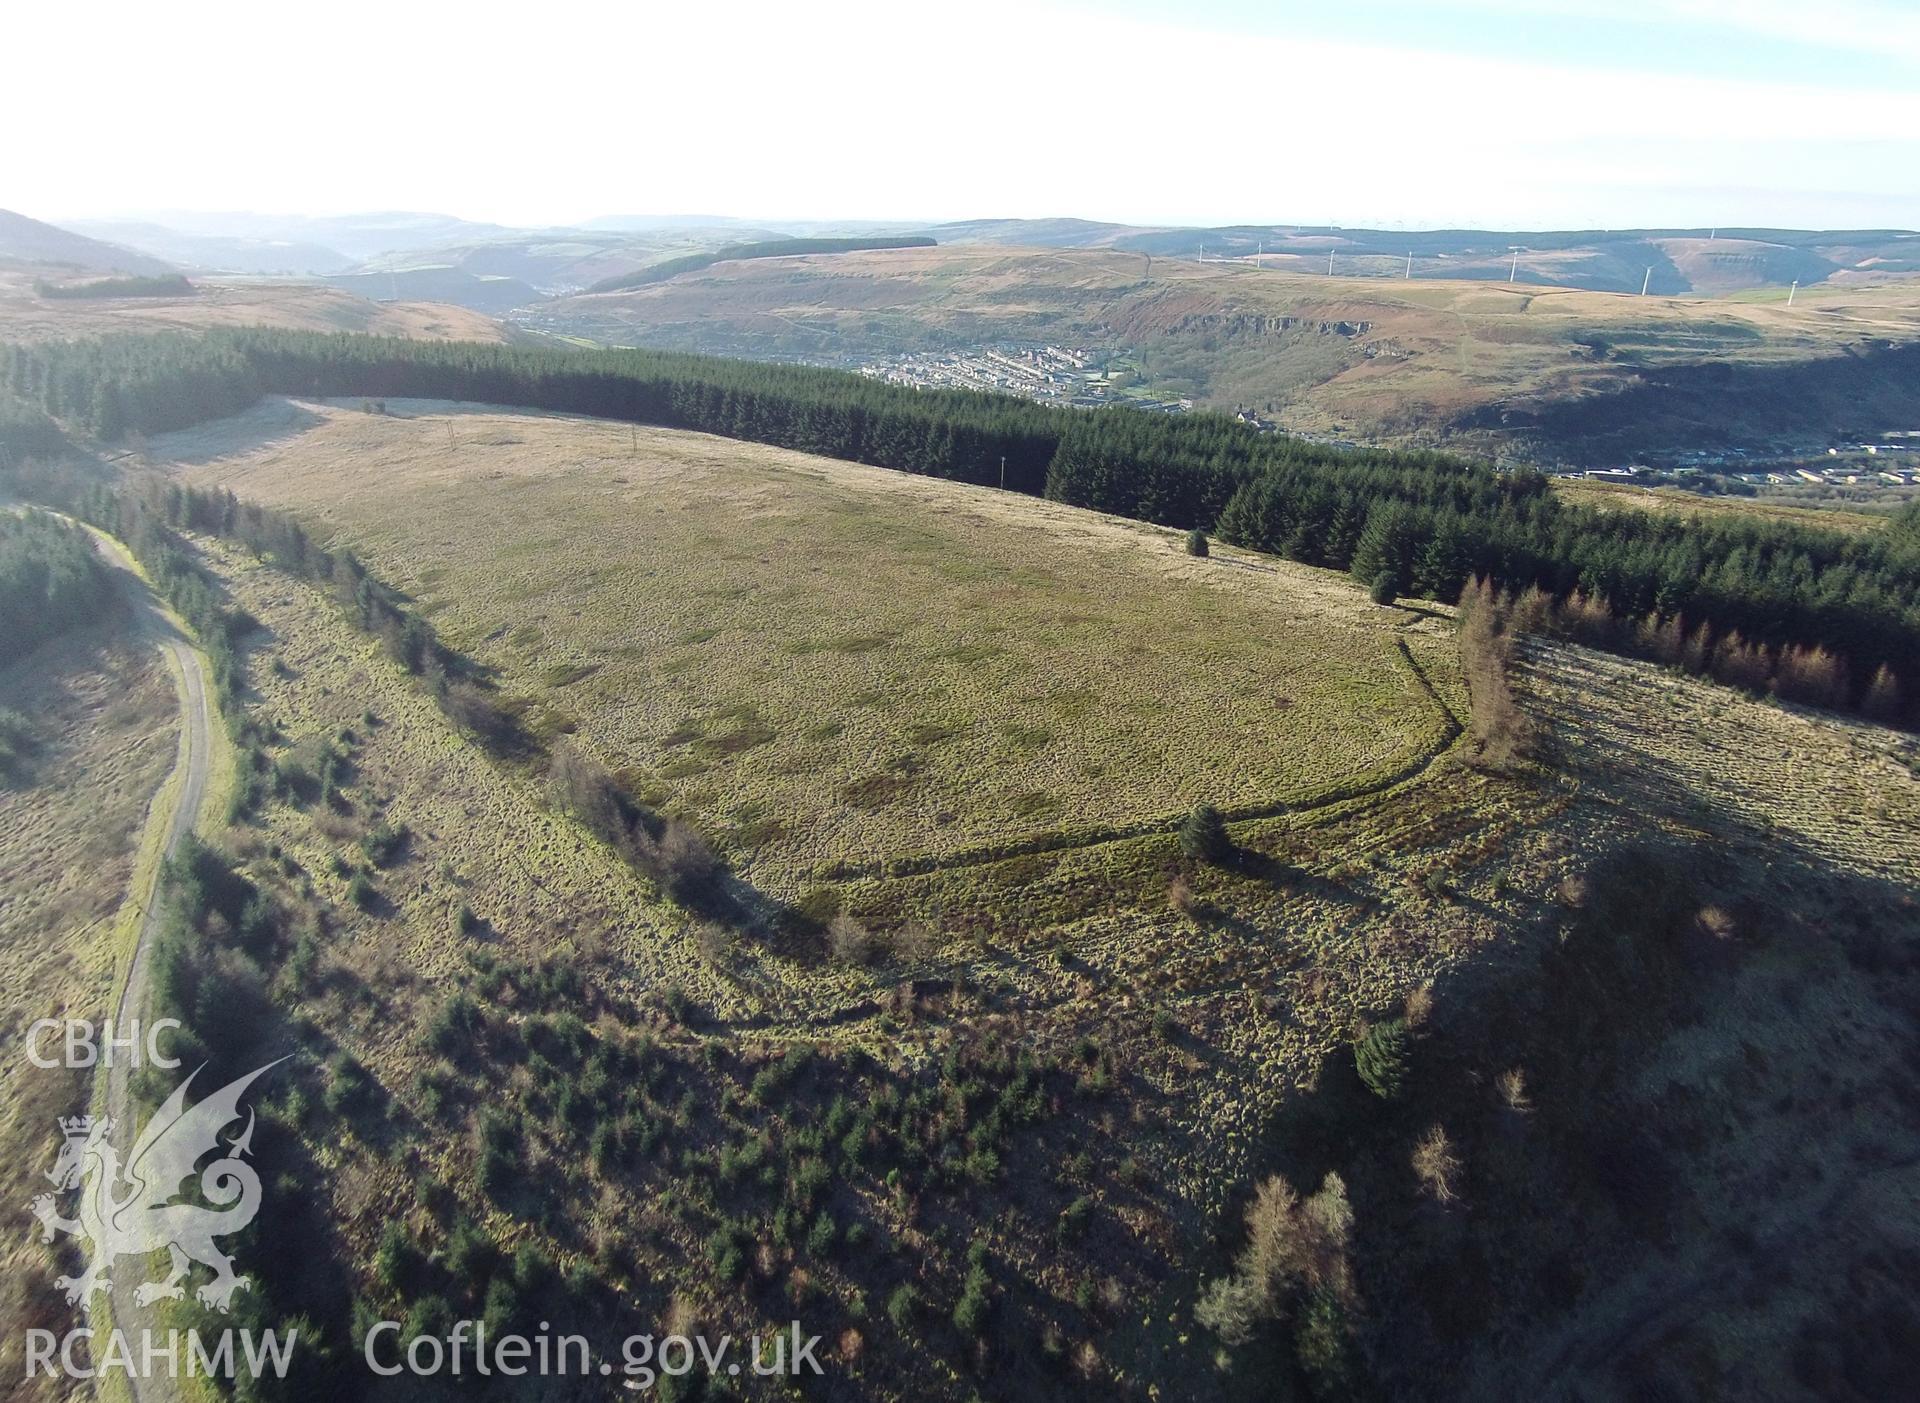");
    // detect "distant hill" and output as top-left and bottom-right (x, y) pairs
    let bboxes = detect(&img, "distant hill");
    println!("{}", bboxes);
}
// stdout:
(578, 214), (774, 234)
(62, 211), (1920, 299)
(411, 216), (1920, 300)
(289, 212), (515, 259)
(117, 211), (518, 262)
(66, 219), (353, 275)
(584, 236), (938, 294)
(351, 226), (792, 295)
(927, 216), (1134, 248)
(0, 264), (514, 343)
(919, 220), (1920, 296)
(527, 243), (1920, 463)
(321, 266), (543, 315)
(35, 273), (195, 300)
(0, 209), (174, 275)
(56, 213), (793, 298)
